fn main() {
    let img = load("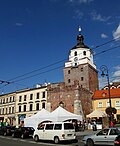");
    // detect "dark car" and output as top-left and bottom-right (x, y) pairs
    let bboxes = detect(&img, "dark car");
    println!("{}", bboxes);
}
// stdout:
(114, 135), (120, 146)
(12, 127), (35, 139)
(0, 126), (15, 136)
